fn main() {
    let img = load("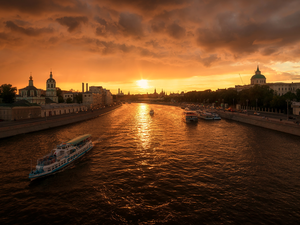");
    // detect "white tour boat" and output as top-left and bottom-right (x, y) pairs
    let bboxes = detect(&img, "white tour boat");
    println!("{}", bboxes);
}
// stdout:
(183, 111), (198, 122)
(212, 112), (221, 120)
(29, 134), (93, 180)
(197, 110), (214, 120)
